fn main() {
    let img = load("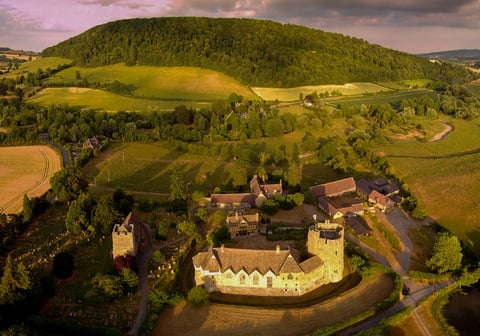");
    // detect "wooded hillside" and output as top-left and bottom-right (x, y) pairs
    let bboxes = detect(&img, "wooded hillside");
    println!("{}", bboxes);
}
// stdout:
(42, 17), (465, 87)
